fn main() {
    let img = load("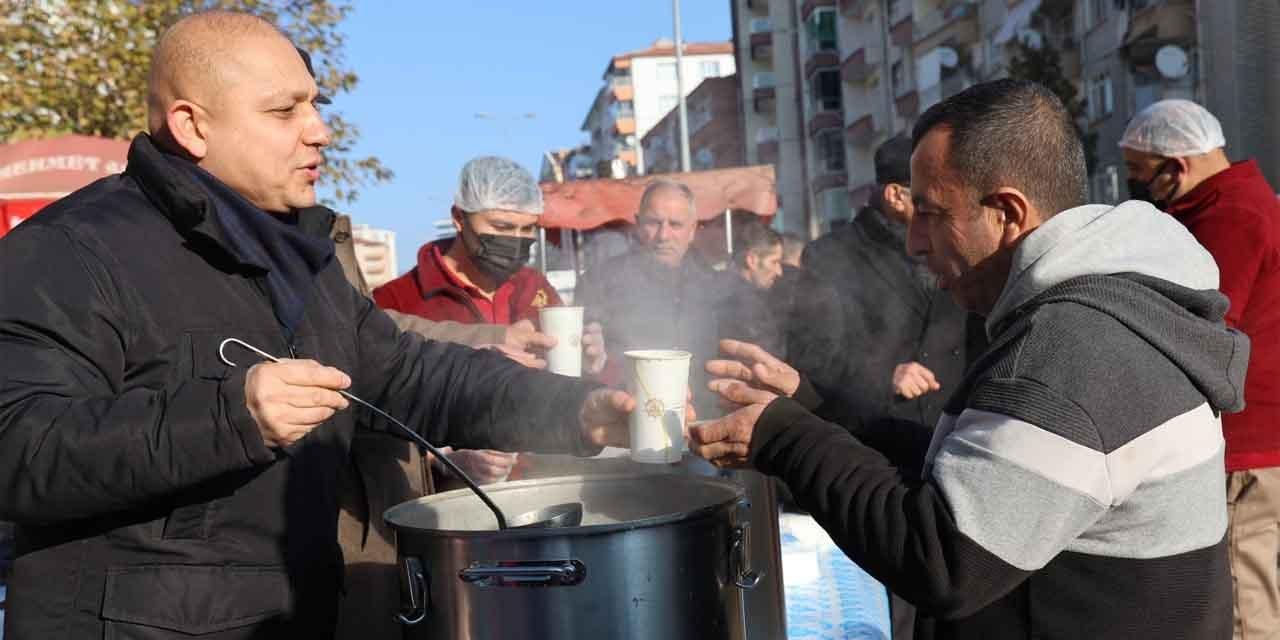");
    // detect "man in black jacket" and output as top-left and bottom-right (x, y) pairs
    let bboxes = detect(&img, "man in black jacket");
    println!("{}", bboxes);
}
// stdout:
(792, 136), (978, 433)
(718, 220), (785, 357)
(0, 12), (632, 639)
(692, 80), (1245, 639)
